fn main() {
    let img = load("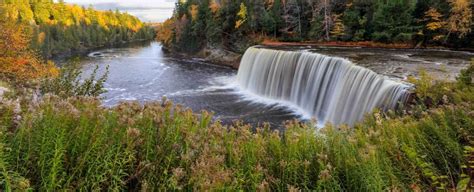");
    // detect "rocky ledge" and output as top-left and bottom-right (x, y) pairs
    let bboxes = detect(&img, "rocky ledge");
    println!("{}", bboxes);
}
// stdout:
(195, 48), (242, 69)
(162, 46), (243, 69)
